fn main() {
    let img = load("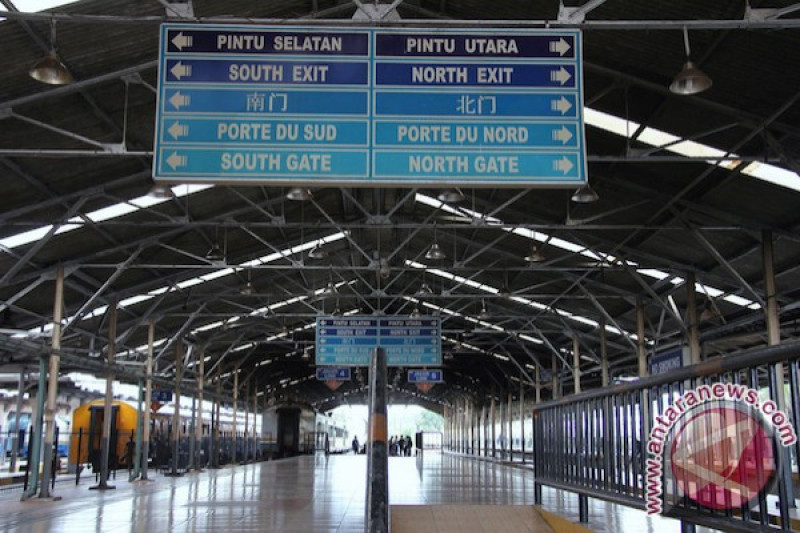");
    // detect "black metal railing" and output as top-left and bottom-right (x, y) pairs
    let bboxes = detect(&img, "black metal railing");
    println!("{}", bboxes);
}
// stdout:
(532, 341), (800, 533)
